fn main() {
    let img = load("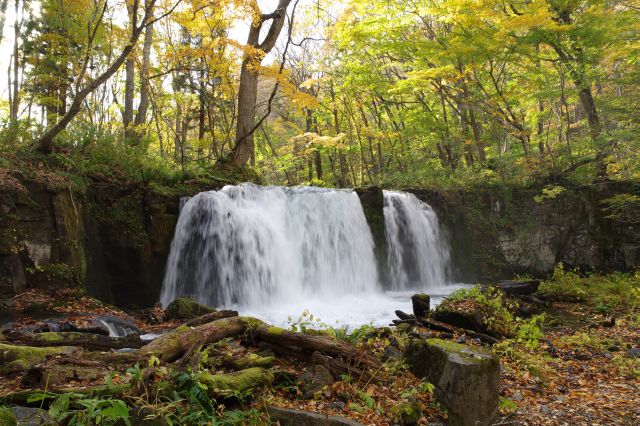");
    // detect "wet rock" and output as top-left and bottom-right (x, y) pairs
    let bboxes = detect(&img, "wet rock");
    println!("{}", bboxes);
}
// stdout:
(391, 400), (421, 425)
(300, 364), (335, 399)
(411, 293), (431, 318)
(267, 407), (364, 426)
(164, 297), (214, 321)
(627, 348), (640, 358)
(405, 338), (500, 426)
(382, 345), (403, 362)
(10, 407), (56, 426)
(92, 315), (141, 337)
